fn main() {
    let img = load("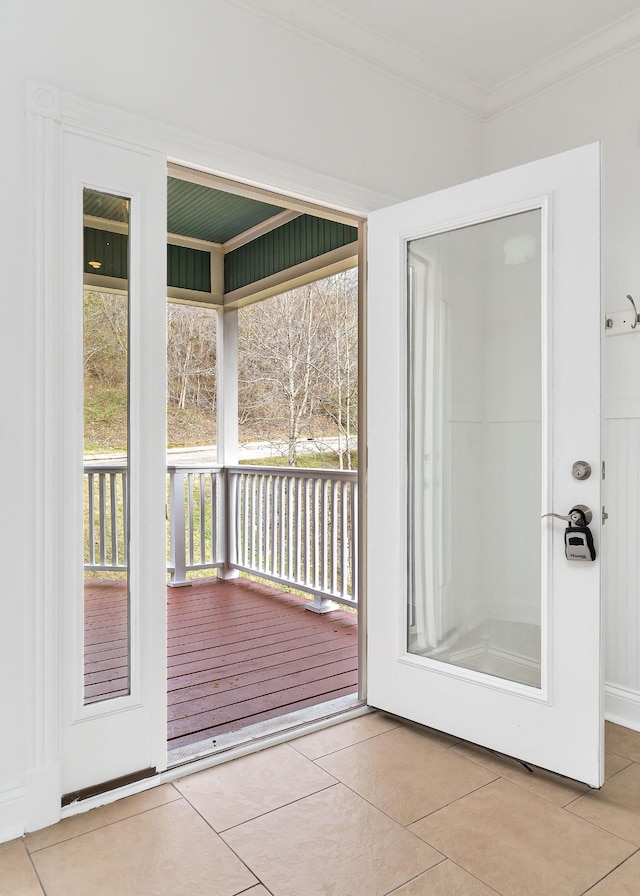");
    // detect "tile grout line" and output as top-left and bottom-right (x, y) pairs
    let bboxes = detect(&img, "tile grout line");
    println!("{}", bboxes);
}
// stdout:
(561, 800), (640, 849)
(288, 721), (402, 761)
(404, 775), (501, 830)
(26, 786), (185, 854)
(380, 856), (449, 895)
(23, 840), (48, 896)
(578, 846), (640, 895)
(557, 763), (635, 814)
(215, 779), (340, 834)
(447, 745), (593, 809)
(171, 795), (266, 891)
